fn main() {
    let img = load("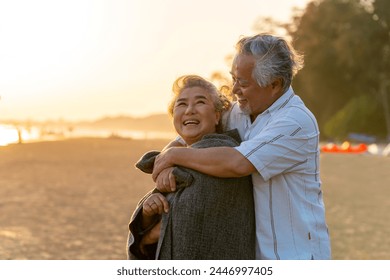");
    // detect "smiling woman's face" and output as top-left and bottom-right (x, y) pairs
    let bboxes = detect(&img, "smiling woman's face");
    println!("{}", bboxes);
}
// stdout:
(173, 86), (220, 145)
